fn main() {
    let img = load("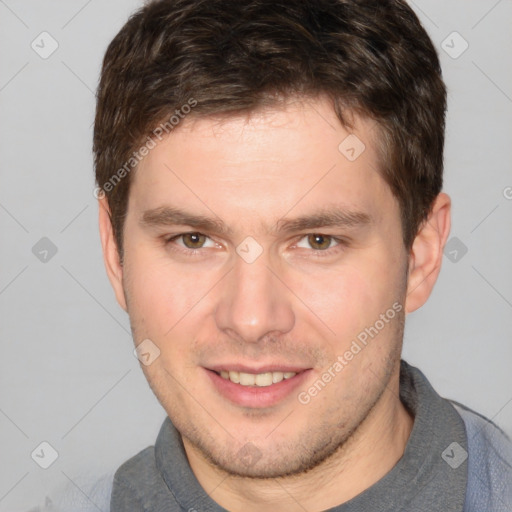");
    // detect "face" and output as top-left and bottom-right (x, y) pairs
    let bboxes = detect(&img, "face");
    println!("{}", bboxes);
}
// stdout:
(109, 97), (412, 478)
